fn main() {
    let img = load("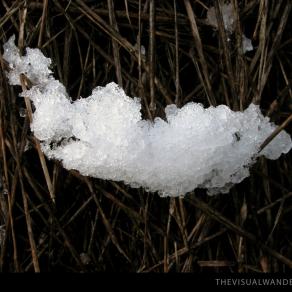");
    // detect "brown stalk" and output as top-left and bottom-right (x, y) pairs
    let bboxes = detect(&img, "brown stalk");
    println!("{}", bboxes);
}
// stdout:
(214, 0), (238, 109)
(37, 0), (48, 47)
(174, 0), (180, 106)
(20, 75), (55, 203)
(259, 113), (292, 152)
(187, 196), (292, 268)
(184, 0), (216, 106)
(108, 0), (123, 87)
(149, 0), (156, 116)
